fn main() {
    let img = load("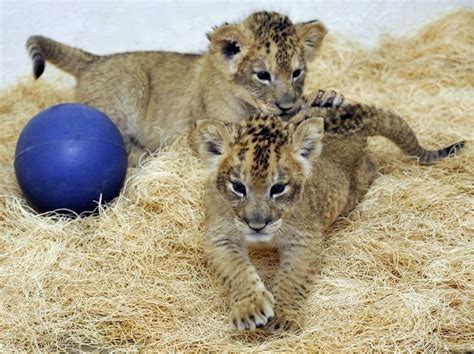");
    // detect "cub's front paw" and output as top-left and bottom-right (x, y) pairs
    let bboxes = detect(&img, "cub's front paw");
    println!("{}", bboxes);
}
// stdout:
(266, 311), (303, 333)
(230, 289), (275, 331)
(311, 89), (345, 109)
